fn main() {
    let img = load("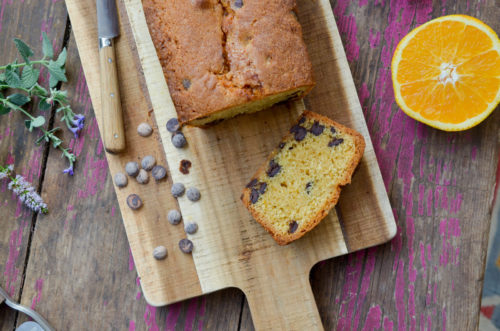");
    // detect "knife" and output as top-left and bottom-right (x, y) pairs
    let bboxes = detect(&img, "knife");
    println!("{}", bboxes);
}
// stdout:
(97, 0), (126, 153)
